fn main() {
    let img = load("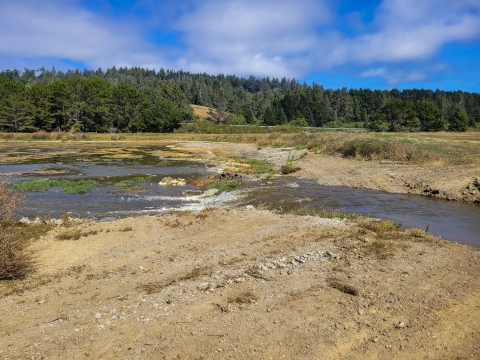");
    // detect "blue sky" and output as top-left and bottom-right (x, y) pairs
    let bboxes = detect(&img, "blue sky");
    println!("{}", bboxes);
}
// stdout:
(1, 0), (479, 91)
